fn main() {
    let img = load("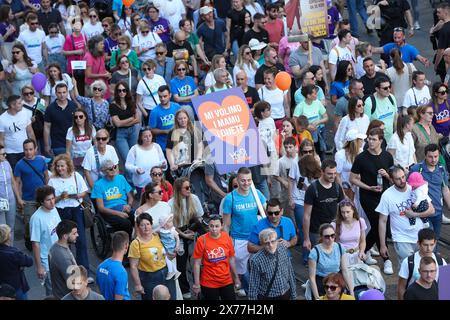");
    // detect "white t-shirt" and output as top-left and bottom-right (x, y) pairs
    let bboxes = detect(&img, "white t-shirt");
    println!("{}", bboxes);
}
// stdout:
(0, 109), (32, 154)
(43, 73), (74, 104)
(334, 114), (370, 151)
(82, 145), (119, 184)
(44, 34), (65, 54)
(398, 251), (447, 286)
(335, 149), (354, 187)
(387, 132), (415, 168)
(375, 184), (426, 244)
(402, 86), (431, 108)
(136, 75), (166, 111)
(204, 71), (233, 88)
(143, 201), (172, 231)
(66, 127), (96, 158)
(159, 0), (186, 32)
(48, 172), (89, 208)
(258, 117), (276, 153)
(17, 28), (46, 64)
(386, 63), (417, 107)
(328, 45), (355, 78)
(132, 32), (162, 62)
(81, 21), (103, 40)
(288, 160), (311, 206)
(125, 144), (167, 188)
(258, 86), (287, 119)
